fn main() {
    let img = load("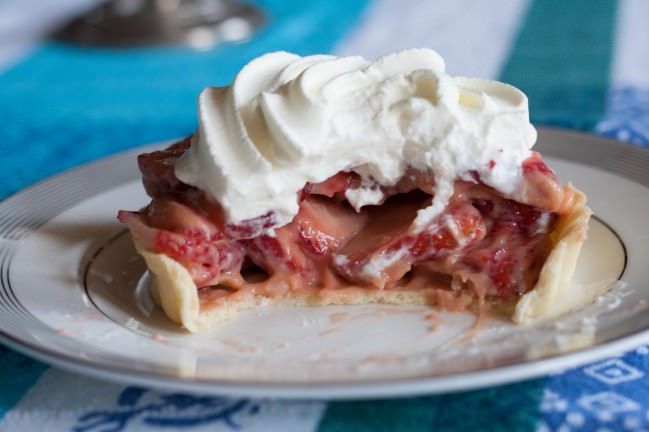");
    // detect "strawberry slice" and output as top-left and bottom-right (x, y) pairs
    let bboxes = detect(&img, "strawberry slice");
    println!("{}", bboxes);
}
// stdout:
(295, 196), (366, 256)
(459, 192), (558, 298)
(487, 246), (520, 296)
(155, 230), (245, 287)
(144, 198), (222, 240)
(138, 136), (192, 197)
(461, 234), (552, 298)
(514, 152), (564, 211)
(225, 211), (277, 239)
(411, 202), (486, 260)
(333, 192), (428, 288)
(118, 209), (244, 287)
(242, 196), (366, 281)
(243, 228), (311, 277)
(522, 151), (555, 177)
(334, 195), (486, 289)
(490, 200), (542, 235)
(303, 172), (360, 200)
